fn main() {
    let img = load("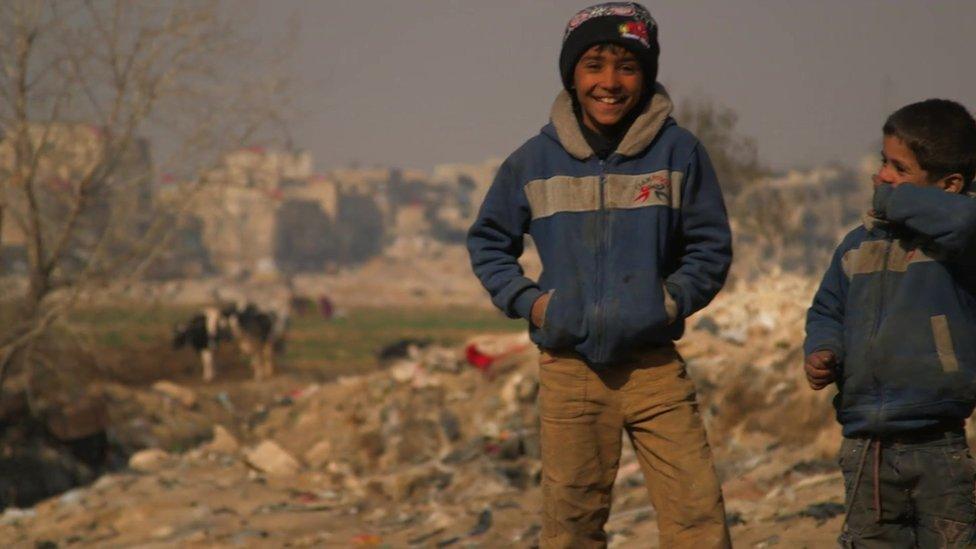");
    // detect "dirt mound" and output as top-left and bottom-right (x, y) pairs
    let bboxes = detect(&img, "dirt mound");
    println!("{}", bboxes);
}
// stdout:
(0, 275), (859, 546)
